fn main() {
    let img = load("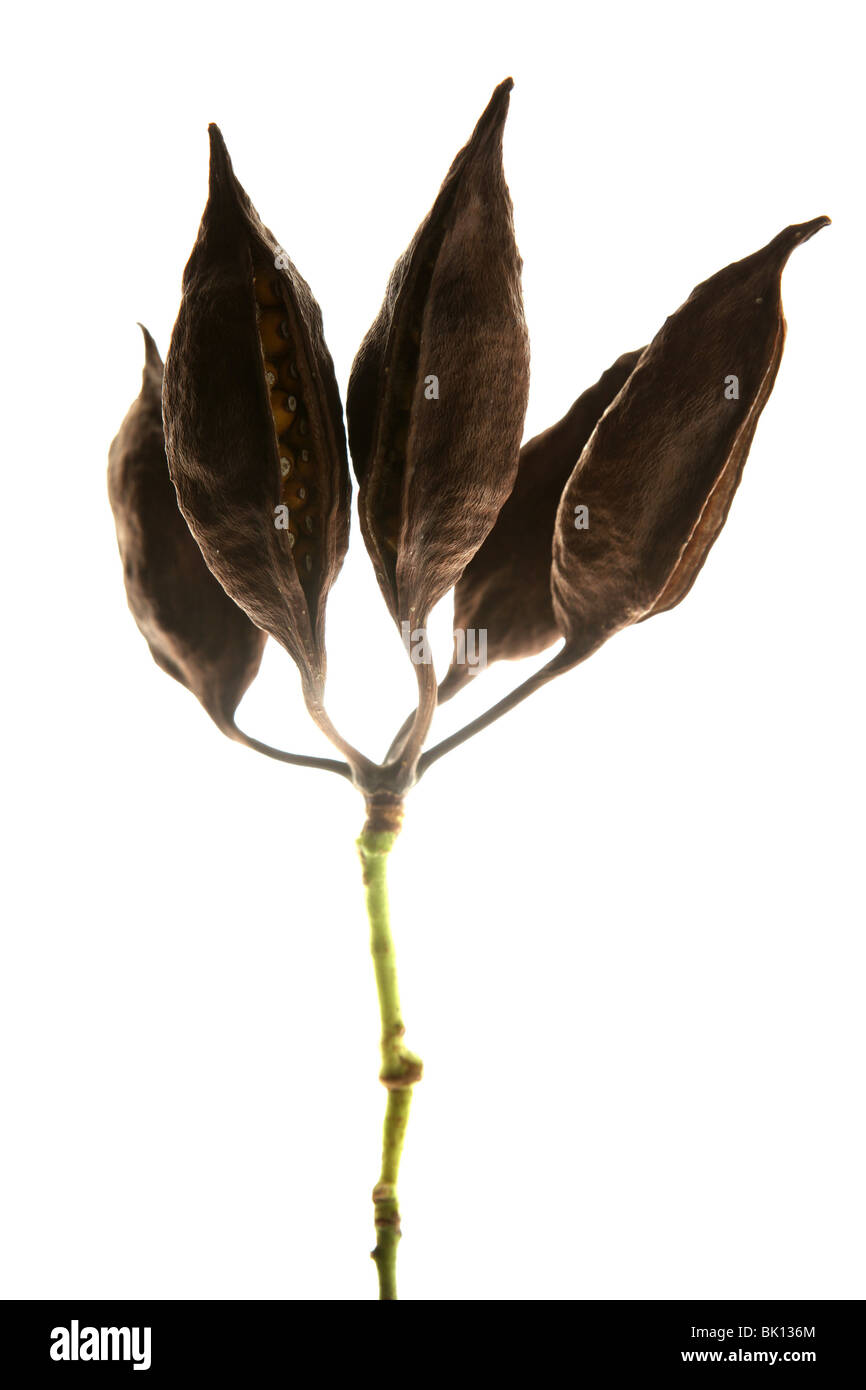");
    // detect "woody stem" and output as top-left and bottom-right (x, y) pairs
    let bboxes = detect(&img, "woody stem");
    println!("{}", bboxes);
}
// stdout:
(357, 807), (423, 1302)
